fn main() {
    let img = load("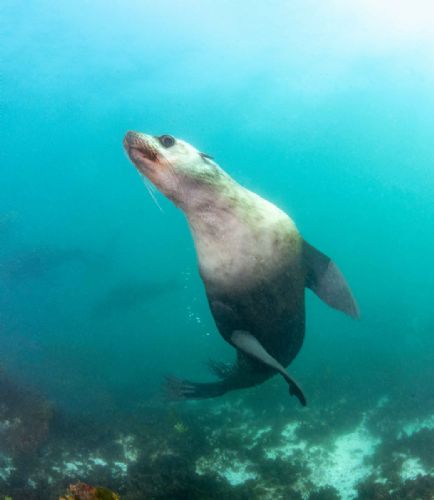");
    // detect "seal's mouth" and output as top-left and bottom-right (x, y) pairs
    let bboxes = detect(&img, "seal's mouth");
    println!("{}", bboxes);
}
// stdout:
(123, 131), (159, 166)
